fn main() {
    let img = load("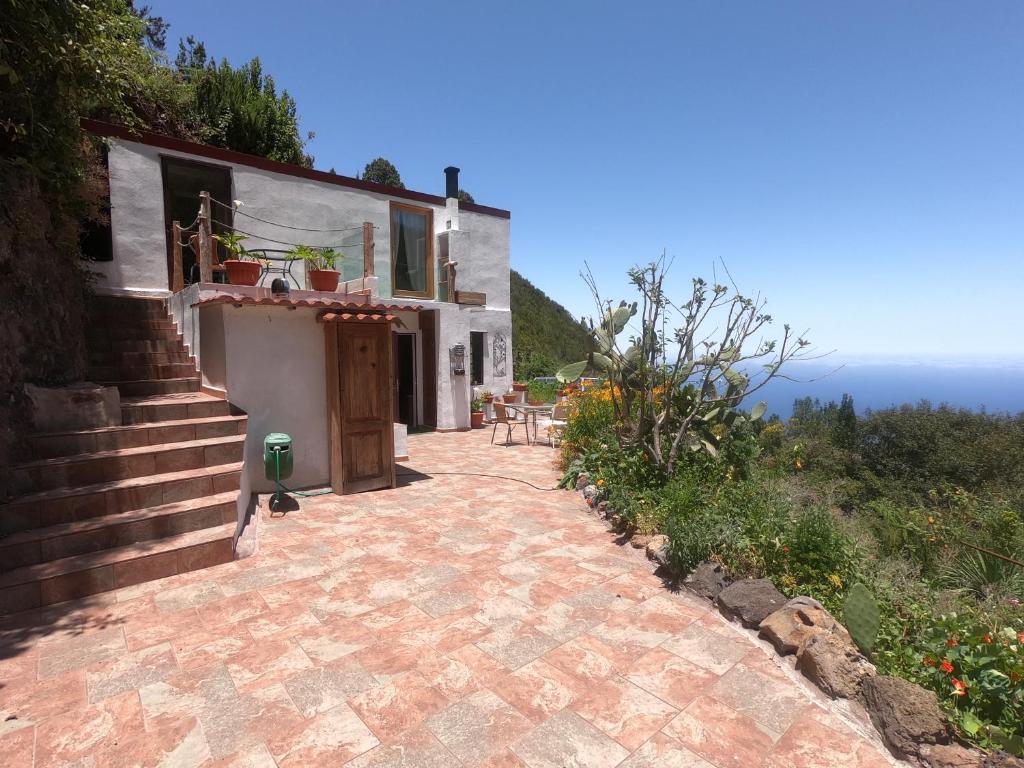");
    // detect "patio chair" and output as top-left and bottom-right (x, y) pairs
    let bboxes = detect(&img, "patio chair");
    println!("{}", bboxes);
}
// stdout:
(491, 401), (526, 446)
(547, 402), (569, 447)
